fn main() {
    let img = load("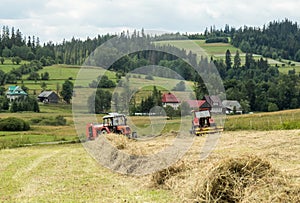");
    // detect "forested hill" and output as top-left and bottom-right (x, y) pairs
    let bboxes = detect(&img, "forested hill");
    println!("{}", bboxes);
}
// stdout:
(1, 21), (300, 113)
(231, 19), (300, 61)
(2, 19), (300, 65)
